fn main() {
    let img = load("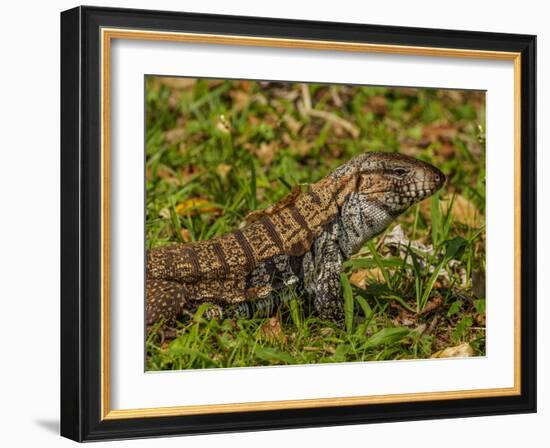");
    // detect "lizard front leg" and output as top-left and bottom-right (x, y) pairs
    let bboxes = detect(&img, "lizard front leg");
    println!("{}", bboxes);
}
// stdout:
(304, 222), (345, 324)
